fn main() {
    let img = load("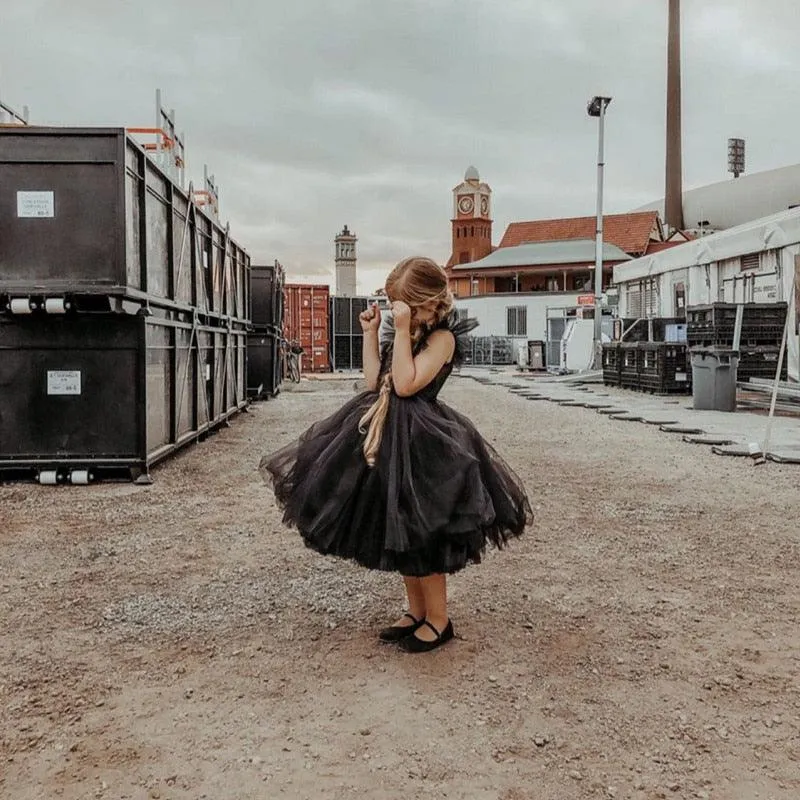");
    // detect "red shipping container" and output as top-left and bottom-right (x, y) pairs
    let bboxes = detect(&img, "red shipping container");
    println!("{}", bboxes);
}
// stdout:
(284, 283), (331, 373)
